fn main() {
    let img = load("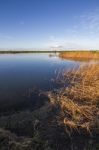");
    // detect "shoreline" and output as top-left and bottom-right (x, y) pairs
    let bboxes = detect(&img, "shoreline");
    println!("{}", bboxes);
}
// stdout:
(0, 50), (98, 54)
